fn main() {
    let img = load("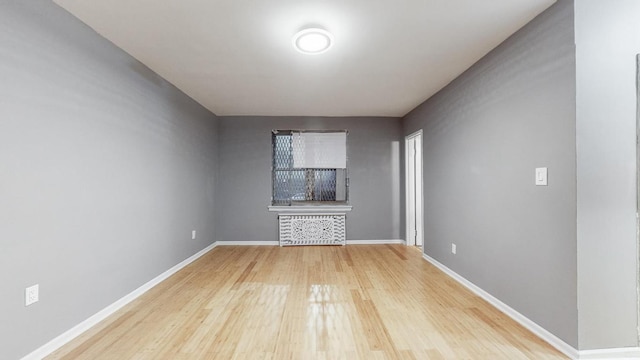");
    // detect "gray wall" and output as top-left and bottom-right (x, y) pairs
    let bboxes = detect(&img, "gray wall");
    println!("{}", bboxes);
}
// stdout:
(403, 0), (578, 347)
(575, 0), (640, 350)
(216, 116), (403, 242)
(0, 2), (219, 359)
